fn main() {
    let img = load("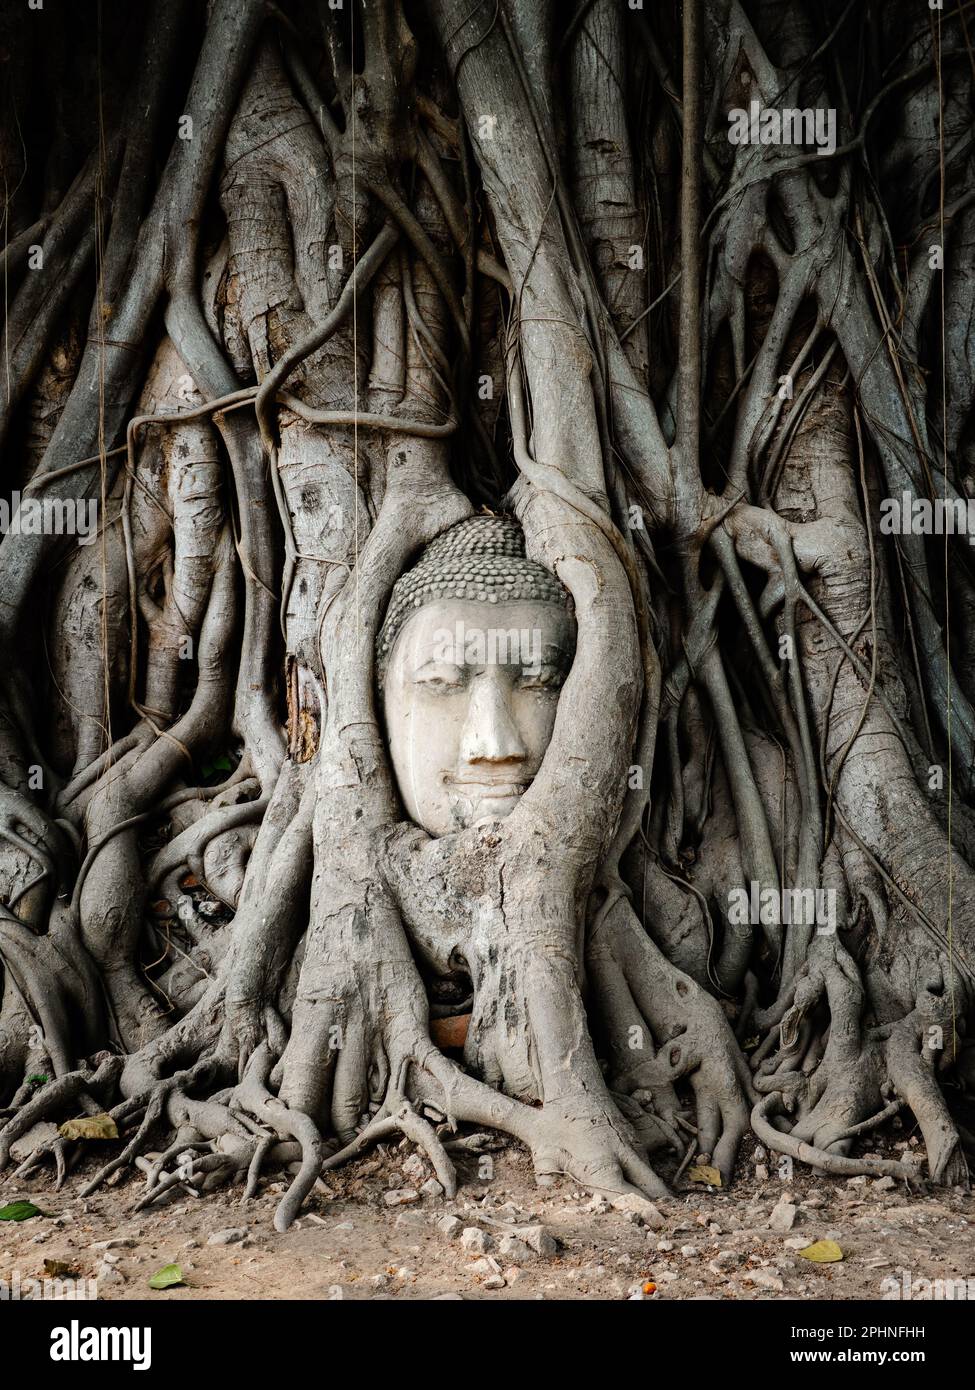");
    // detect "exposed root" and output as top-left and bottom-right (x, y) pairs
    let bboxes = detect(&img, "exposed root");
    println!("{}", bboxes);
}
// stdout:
(589, 894), (751, 1185)
(752, 1093), (919, 1181)
(243, 1132), (277, 1201)
(134, 1151), (246, 1212)
(0, 1057), (121, 1171)
(321, 1098), (458, 1199)
(234, 1044), (323, 1232)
